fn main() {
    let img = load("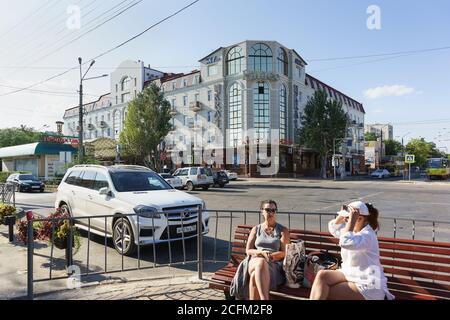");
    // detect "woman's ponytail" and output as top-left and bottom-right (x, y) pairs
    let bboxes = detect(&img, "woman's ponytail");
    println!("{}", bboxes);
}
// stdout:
(365, 203), (379, 231)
